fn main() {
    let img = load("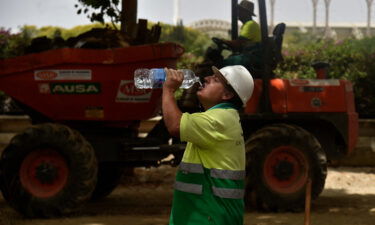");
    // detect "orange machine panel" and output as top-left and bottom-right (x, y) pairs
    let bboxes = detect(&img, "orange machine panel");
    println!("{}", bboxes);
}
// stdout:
(285, 79), (348, 113)
(269, 78), (287, 113)
(244, 79), (263, 114)
(245, 78), (288, 114)
(0, 43), (183, 123)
